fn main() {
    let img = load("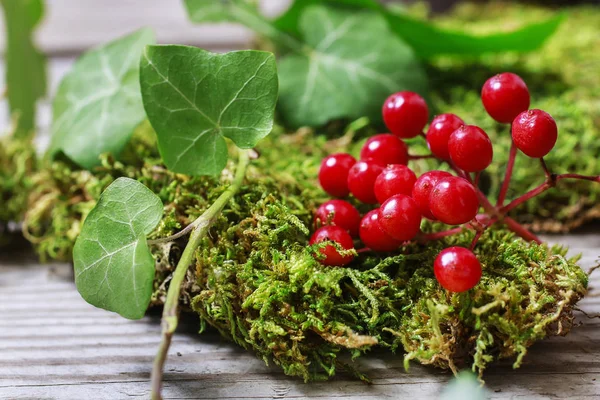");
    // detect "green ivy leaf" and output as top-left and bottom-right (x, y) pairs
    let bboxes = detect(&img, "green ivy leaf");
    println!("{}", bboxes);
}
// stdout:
(139, 45), (278, 176)
(274, 0), (563, 59)
(384, 12), (564, 59)
(0, 0), (46, 138)
(73, 178), (163, 320)
(183, 0), (256, 23)
(48, 28), (155, 169)
(278, 5), (426, 127)
(273, 0), (379, 37)
(183, 1), (426, 128)
(440, 372), (489, 400)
